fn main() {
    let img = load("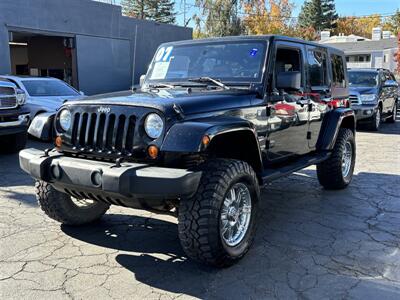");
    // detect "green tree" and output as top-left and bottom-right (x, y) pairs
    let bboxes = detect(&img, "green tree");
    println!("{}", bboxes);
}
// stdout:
(121, 0), (147, 19)
(148, 0), (176, 24)
(298, 0), (338, 32)
(122, 0), (176, 24)
(195, 0), (243, 37)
